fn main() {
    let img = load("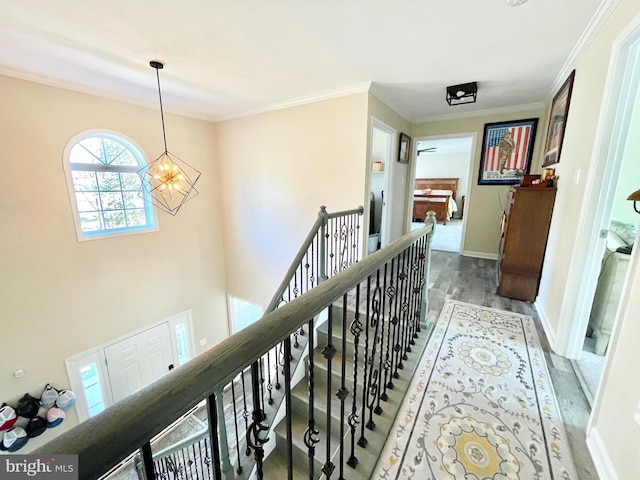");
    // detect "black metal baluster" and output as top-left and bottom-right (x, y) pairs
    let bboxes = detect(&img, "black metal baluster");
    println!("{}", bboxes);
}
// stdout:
(304, 318), (320, 480)
(267, 348), (274, 405)
(337, 294), (349, 480)
(141, 441), (154, 480)
(283, 337), (293, 480)
(231, 378), (243, 474)
(397, 250), (409, 374)
(241, 371), (251, 456)
(407, 242), (419, 345)
(383, 258), (397, 397)
(366, 270), (383, 428)
(358, 275), (372, 447)
(248, 361), (269, 479)
(347, 283), (362, 468)
(377, 261), (391, 409)
(322, 305), (336, 478)
(206, 392), (223, 480)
